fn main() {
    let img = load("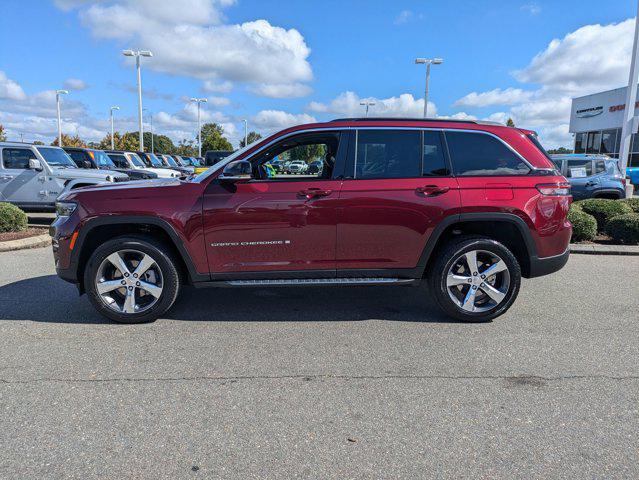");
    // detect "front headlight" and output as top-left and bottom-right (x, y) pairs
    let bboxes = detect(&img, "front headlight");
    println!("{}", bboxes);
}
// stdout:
(56, 202), (77, 218)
